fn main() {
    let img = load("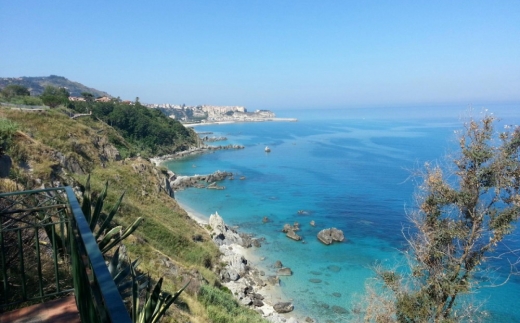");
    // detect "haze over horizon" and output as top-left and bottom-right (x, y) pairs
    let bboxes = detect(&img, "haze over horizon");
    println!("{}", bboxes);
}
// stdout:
(1, 1), (519, 110)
